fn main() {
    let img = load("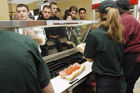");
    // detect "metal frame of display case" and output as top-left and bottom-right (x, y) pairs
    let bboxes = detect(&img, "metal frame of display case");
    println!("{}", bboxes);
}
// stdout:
(0, 20), (98, 63)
